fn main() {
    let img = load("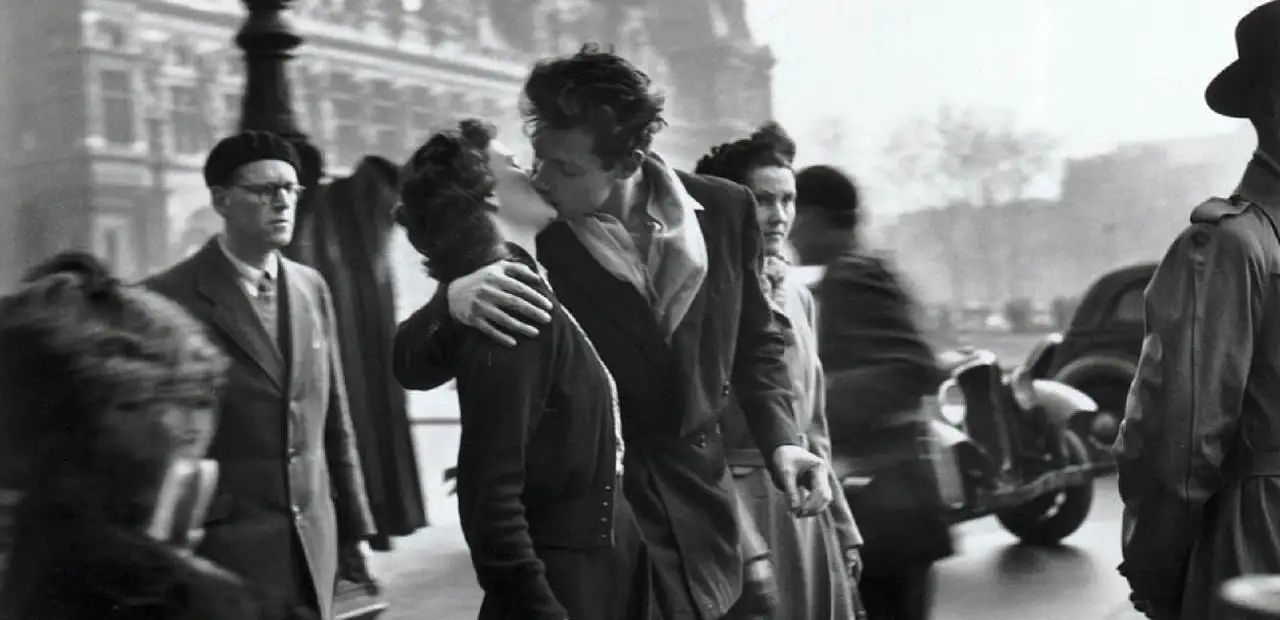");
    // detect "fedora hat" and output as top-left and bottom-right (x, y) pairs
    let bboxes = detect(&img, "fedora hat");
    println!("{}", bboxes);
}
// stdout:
(1207, 0), (1280, 118)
